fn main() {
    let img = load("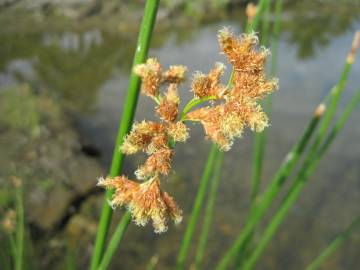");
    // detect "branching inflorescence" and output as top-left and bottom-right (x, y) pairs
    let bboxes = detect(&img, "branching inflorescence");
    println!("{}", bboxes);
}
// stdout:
(98, 28), (278, 233)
